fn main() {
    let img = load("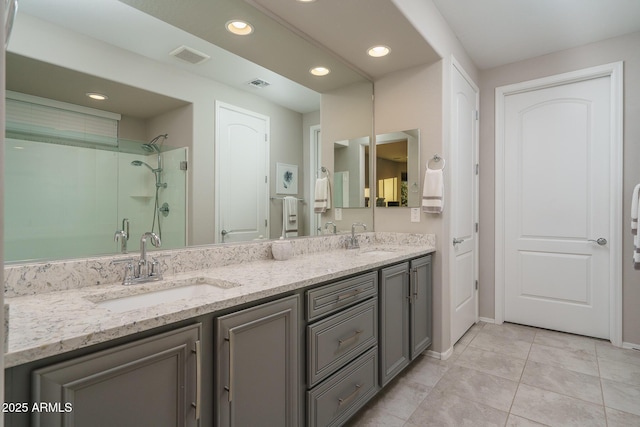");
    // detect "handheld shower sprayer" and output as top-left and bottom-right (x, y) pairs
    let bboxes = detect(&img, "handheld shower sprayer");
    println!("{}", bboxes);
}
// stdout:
(130, 134), (169, 240)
